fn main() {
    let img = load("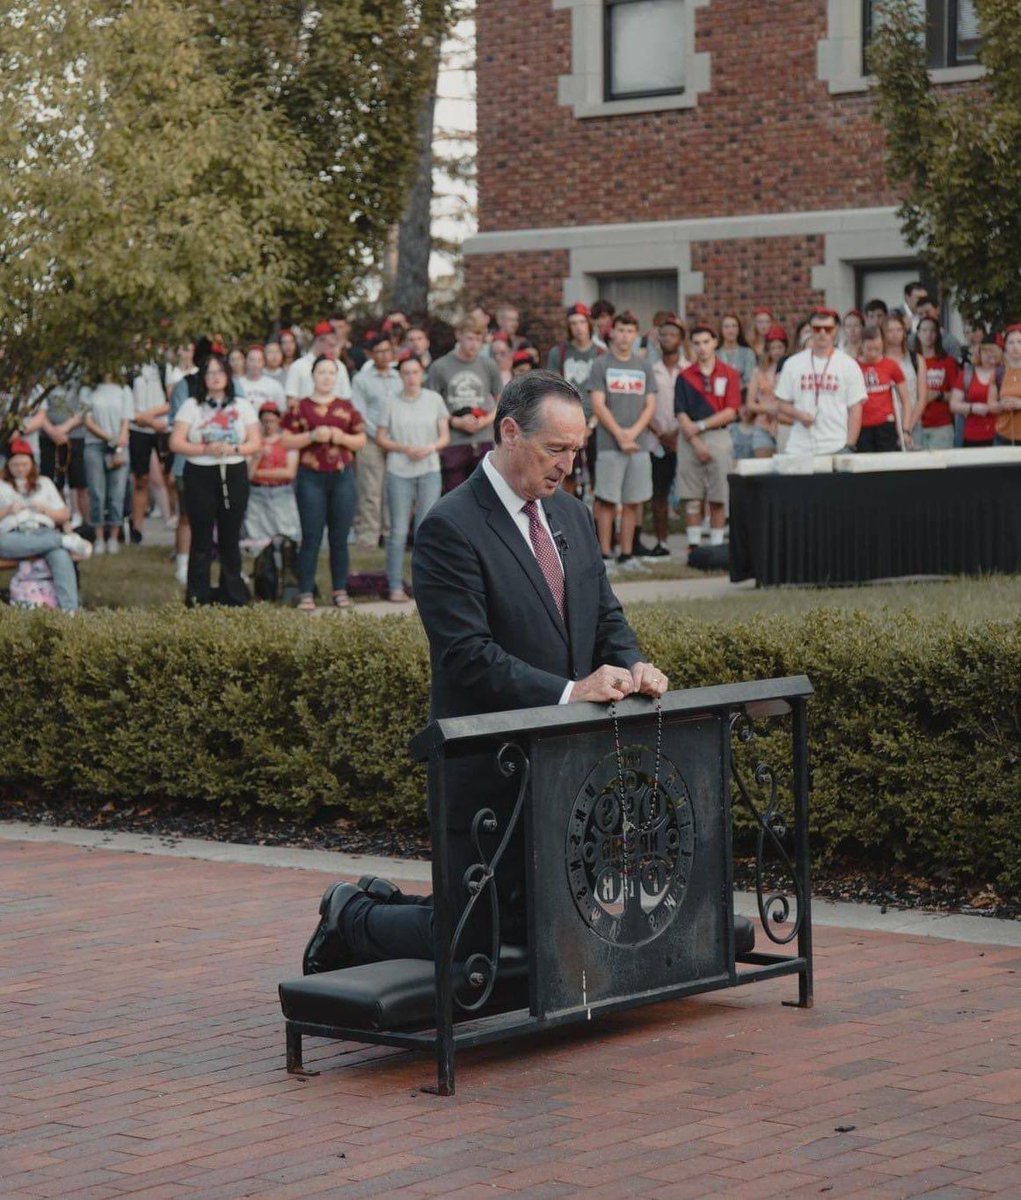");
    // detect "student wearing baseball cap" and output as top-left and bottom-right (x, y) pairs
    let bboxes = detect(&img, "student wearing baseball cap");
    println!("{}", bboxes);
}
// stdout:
(284, 321), (352, 409)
